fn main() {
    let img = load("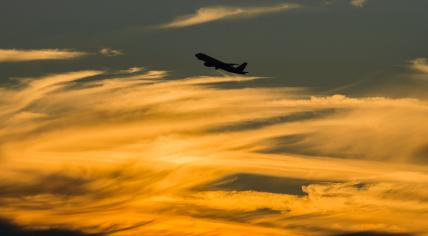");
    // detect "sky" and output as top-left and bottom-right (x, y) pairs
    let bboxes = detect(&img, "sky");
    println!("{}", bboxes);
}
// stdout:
(0, 0), (428, 235)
